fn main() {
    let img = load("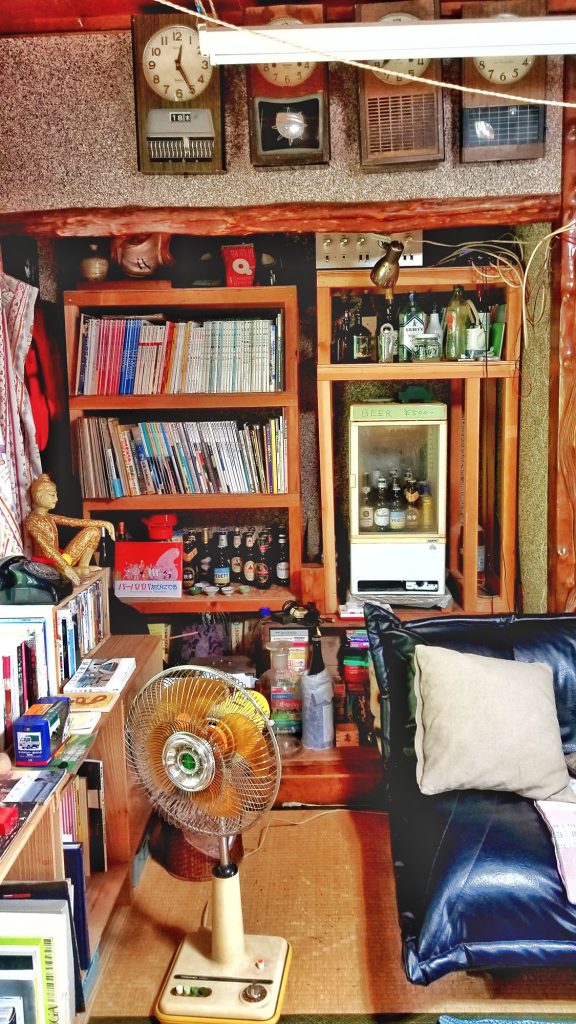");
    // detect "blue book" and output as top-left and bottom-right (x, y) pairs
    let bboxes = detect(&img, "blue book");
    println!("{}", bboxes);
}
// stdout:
(124, 319), (144, 394)
(117, 318), (134, 396)
(63, 843), (91, 971)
